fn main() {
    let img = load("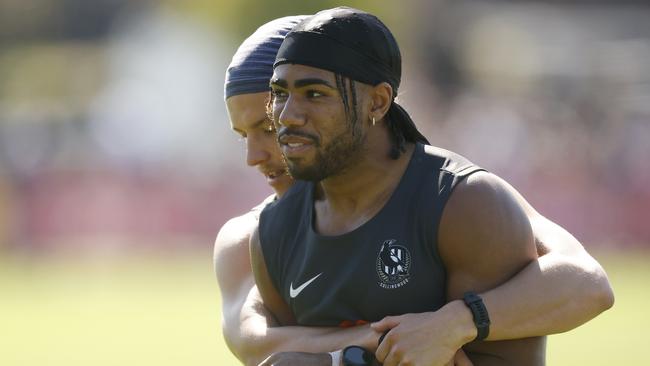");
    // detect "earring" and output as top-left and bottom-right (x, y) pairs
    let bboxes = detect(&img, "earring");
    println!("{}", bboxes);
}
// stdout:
(372, 117), (376, 126)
